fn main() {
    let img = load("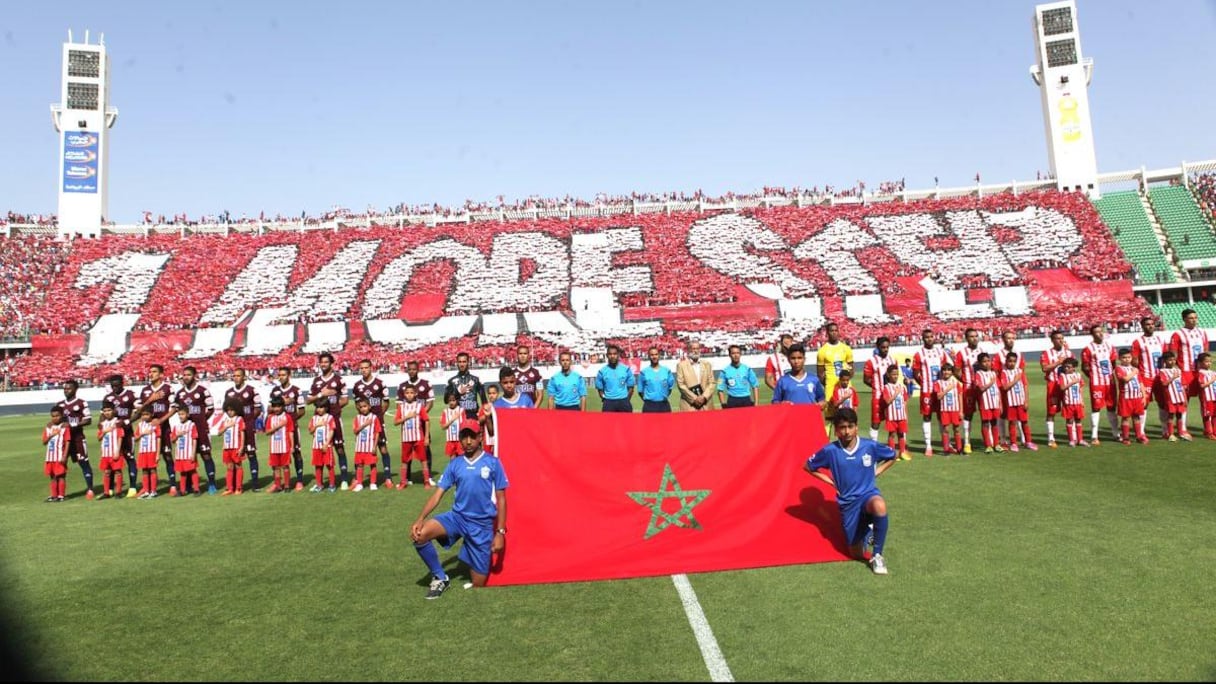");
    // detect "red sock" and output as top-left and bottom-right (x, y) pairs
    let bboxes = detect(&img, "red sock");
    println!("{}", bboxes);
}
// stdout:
(955, 432), (963, 452)
(369, 467), (377, 485)
(898, 436), (906, 453)
(328, 467), (336, 487)
(1165, 419), (1174, 438)
(1137, 420), (1147, 439)
(235, 467), (243, 492)
(887, 436), (895, 449)
(355, 466), (364, 485)
(1021, 422), (1031, 443)
(58, 478), (66, 498)
(1121, 422), (1130, 441)
(49, 479), (56, 498)
(315, 468), (323, 486)
(422, 464), (431, 481)
(150, 473), (158, 493)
